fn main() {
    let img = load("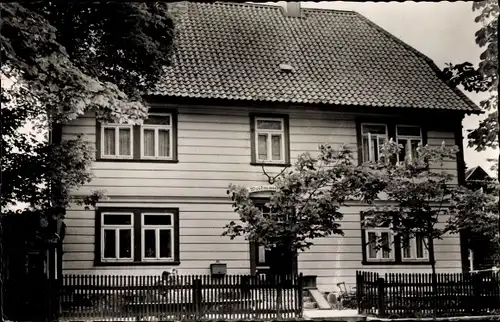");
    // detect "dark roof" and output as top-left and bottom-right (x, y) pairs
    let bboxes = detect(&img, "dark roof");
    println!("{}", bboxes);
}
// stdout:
(465, 166), (492, 181)
(151, 2), (480, 112)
